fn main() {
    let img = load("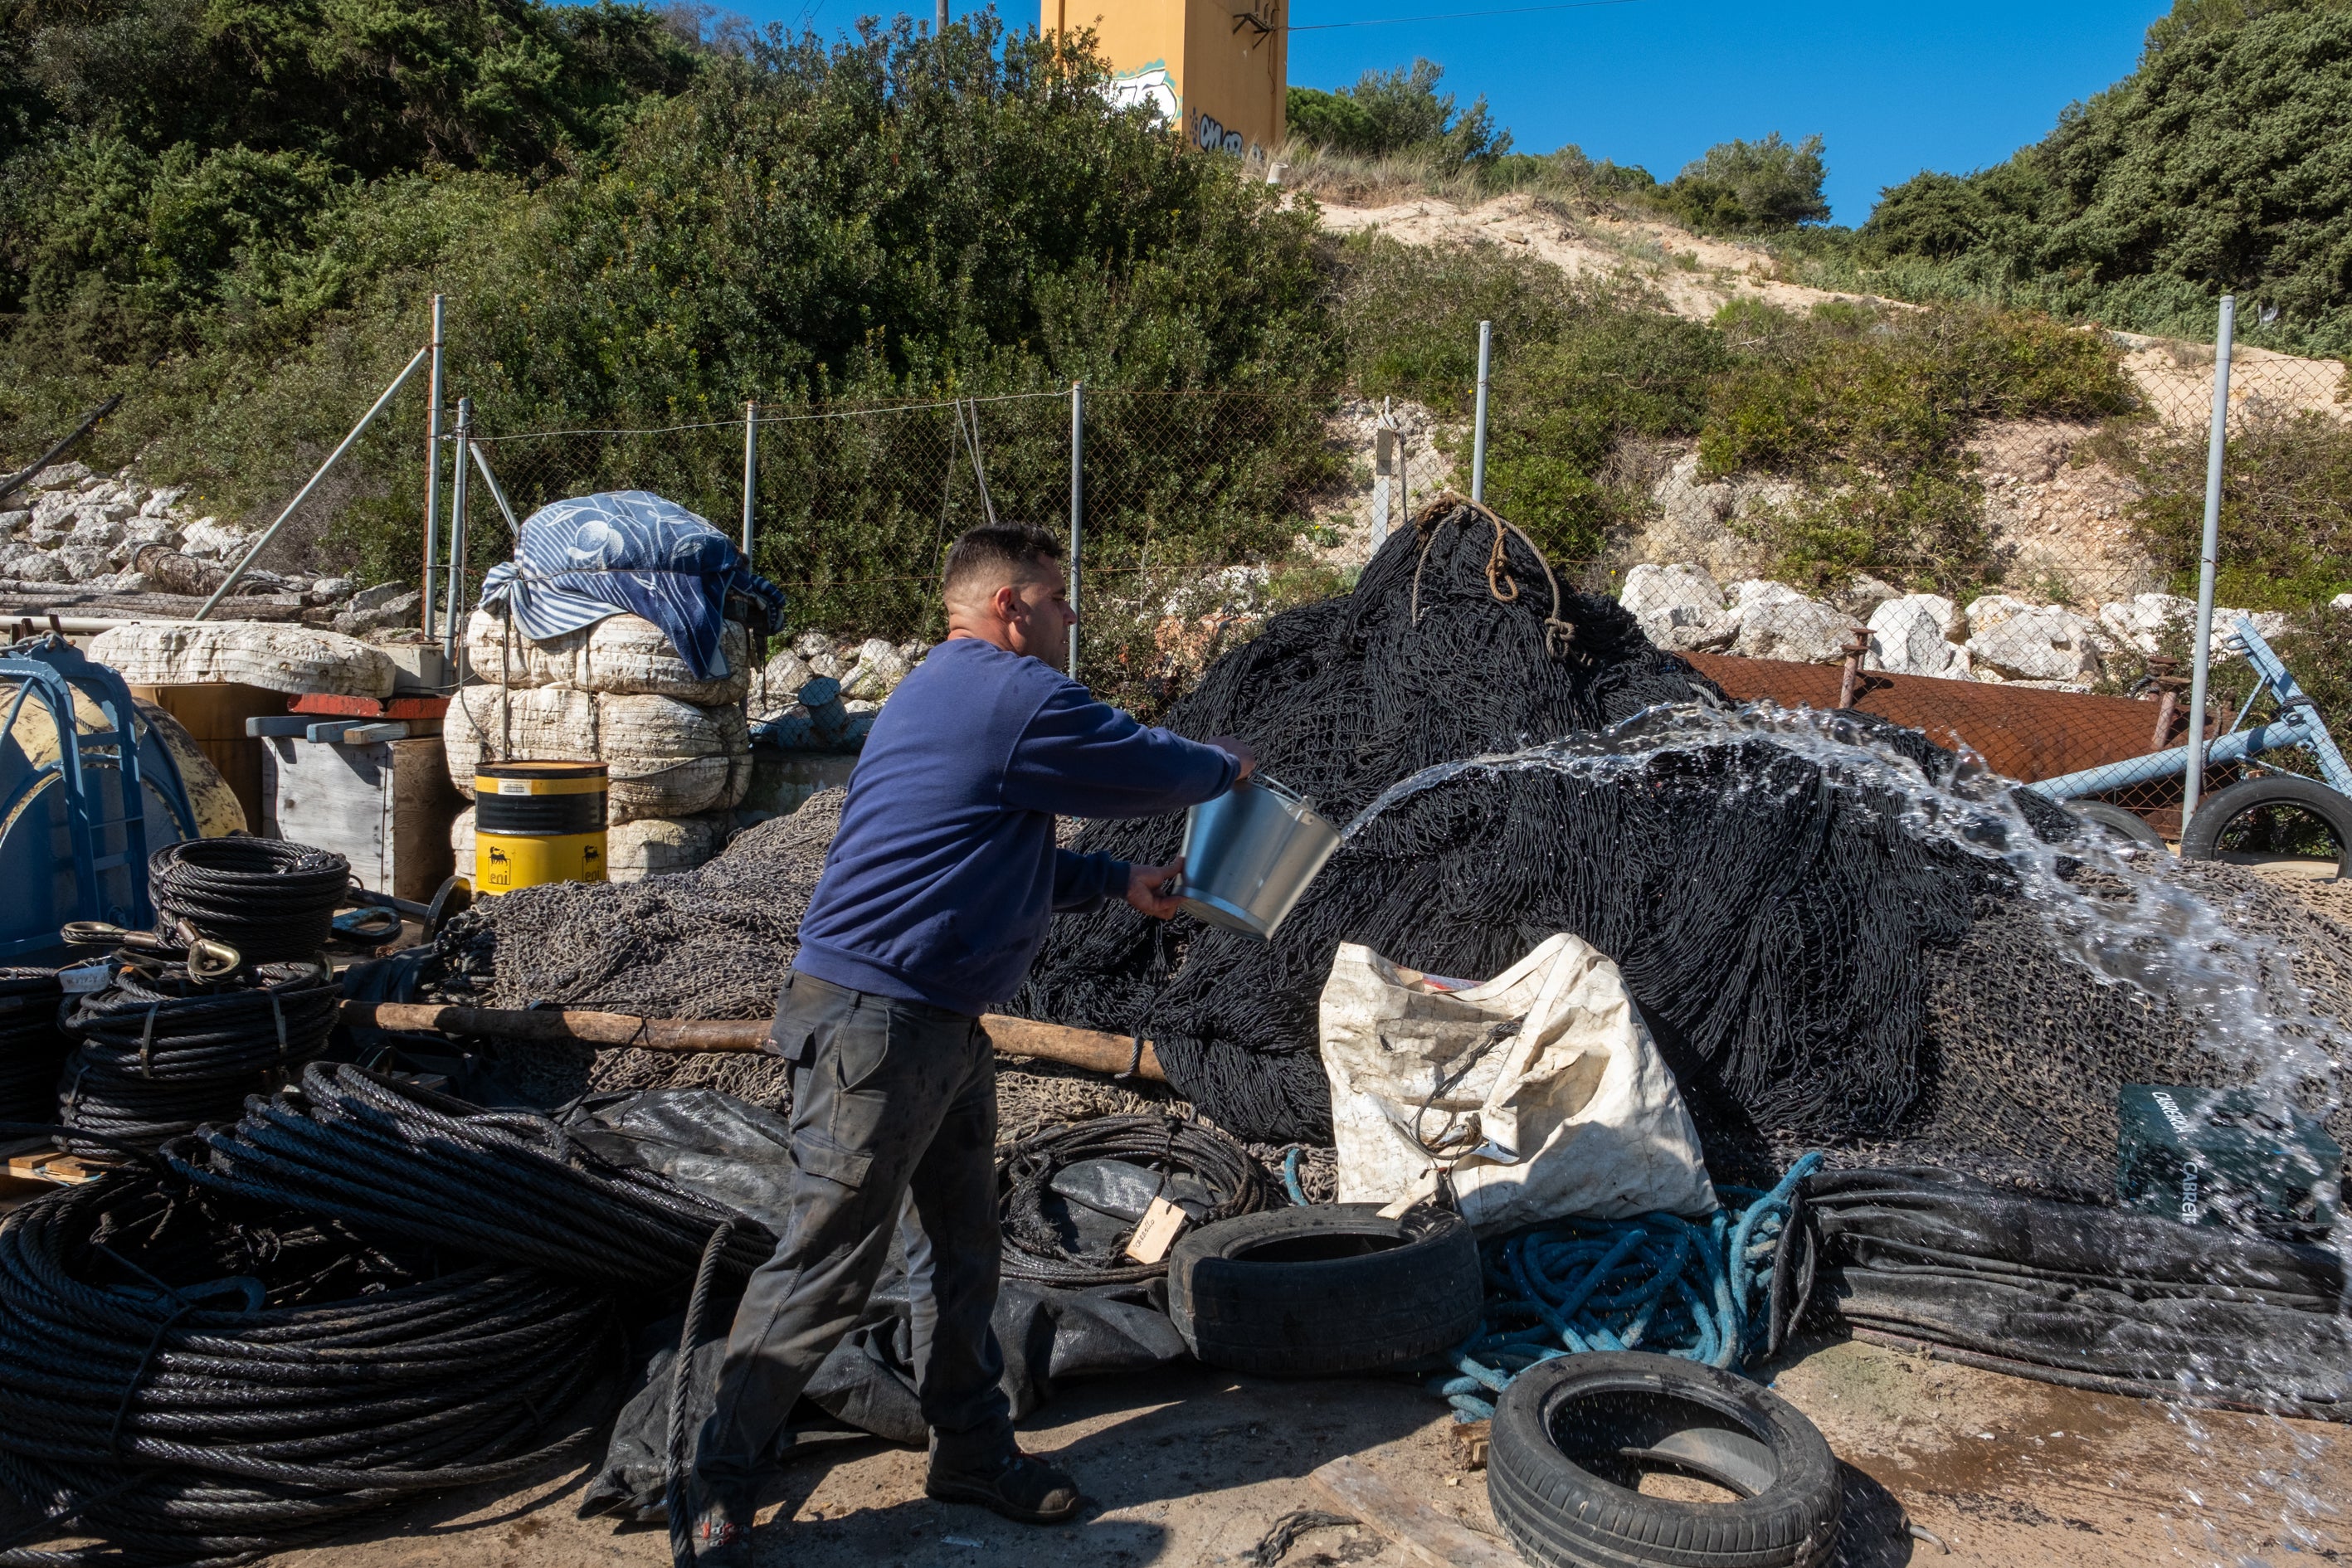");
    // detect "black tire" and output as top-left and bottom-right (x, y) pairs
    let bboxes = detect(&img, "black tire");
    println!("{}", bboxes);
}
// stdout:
(2180, 773), (2352, 877)
(1488, 1353), (1842, 1568)
(1167, 1203), (1482, 1376)
(2067, 800), (2165, 849)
